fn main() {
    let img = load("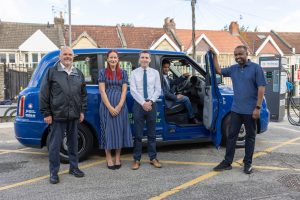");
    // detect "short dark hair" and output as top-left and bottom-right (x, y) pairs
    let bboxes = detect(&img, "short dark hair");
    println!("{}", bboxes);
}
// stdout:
(139, 50), (151, 57)
(235, 45), (248, 52)
(162, 59), (170, 66)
